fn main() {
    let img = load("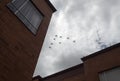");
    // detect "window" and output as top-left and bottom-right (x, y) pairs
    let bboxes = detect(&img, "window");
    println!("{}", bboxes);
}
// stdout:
(7, 0), (43, 34)
(99, 67), (120, 81)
